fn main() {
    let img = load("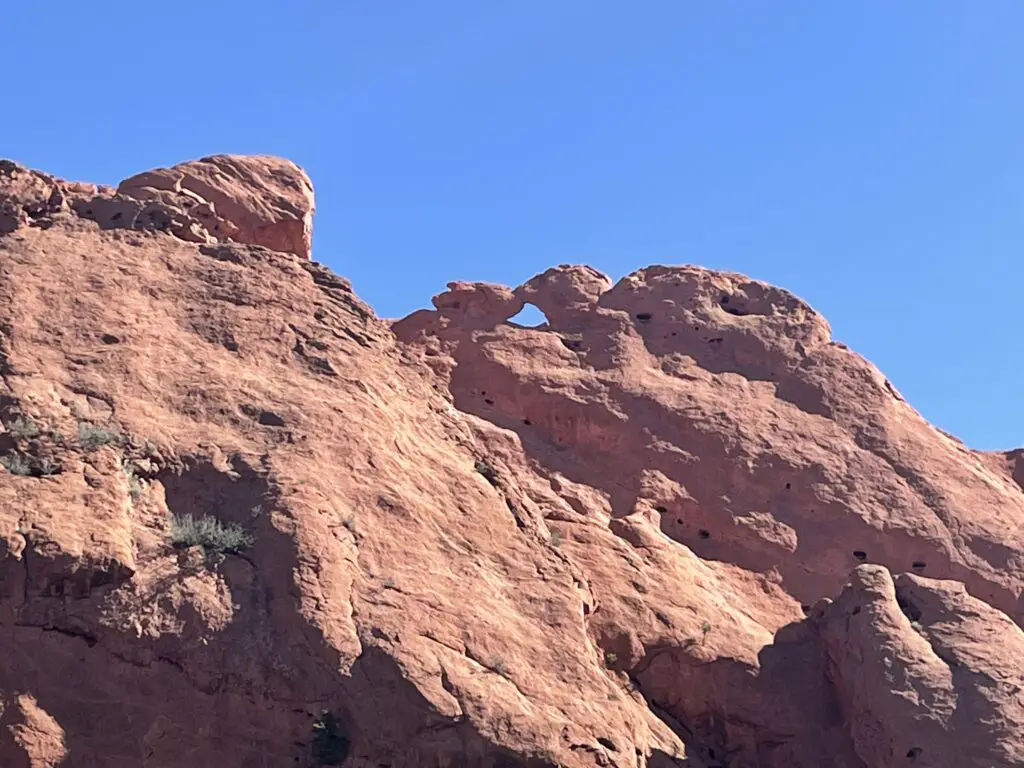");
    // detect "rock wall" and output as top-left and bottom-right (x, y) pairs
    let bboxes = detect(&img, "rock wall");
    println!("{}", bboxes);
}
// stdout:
(0, 156), (1021, 767)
